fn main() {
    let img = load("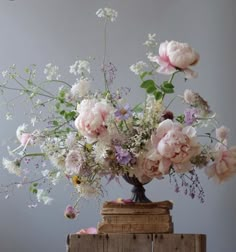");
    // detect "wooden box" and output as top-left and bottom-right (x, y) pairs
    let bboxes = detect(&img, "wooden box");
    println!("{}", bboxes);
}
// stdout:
(67, 233), (206, 252)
